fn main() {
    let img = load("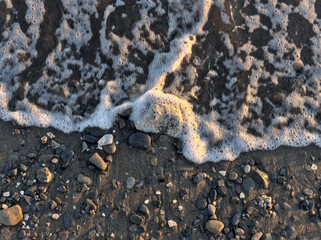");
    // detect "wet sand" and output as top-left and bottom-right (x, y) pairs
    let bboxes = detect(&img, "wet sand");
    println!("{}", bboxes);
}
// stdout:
(0, 118), (320, 240)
